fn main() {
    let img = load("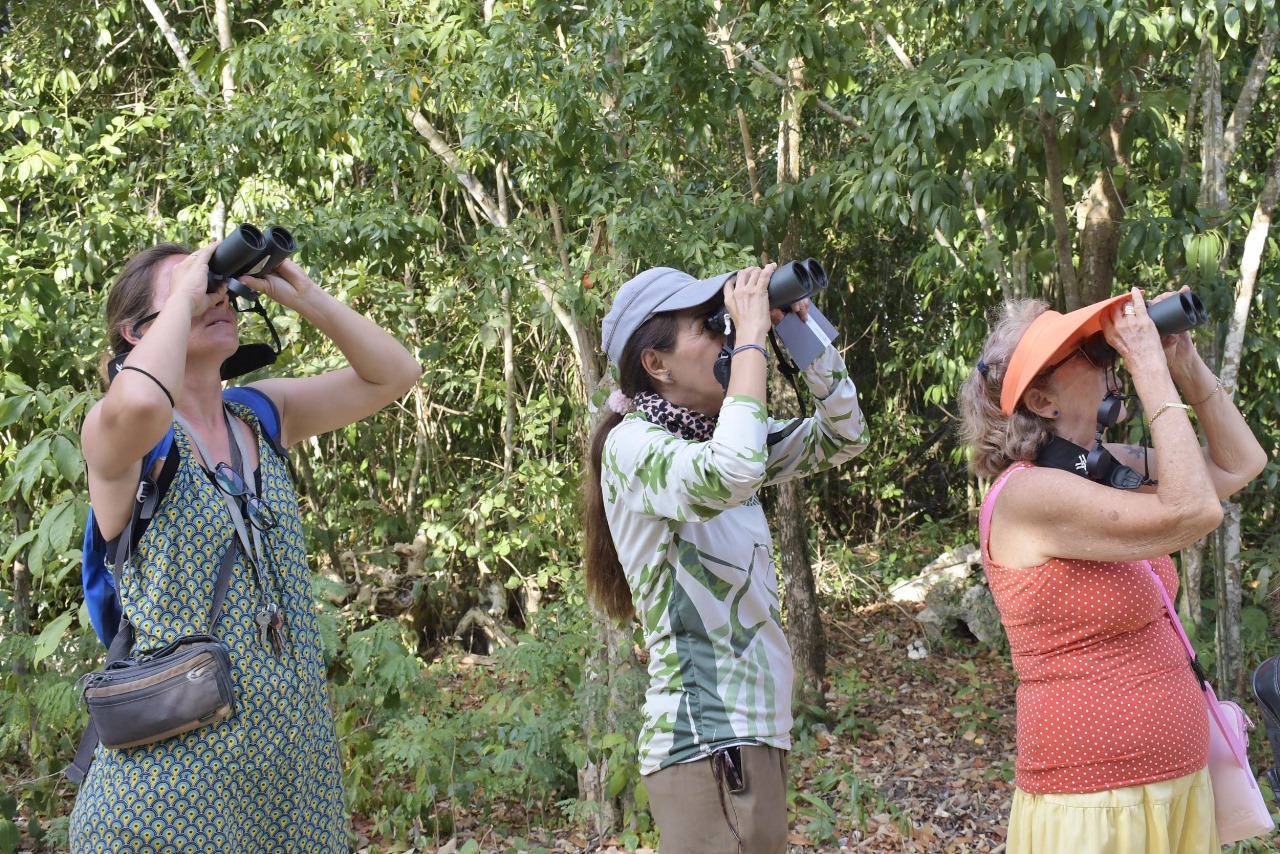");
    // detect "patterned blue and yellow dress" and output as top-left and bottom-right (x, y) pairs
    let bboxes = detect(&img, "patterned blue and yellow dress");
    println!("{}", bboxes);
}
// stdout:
(70, 402), (345, 853)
